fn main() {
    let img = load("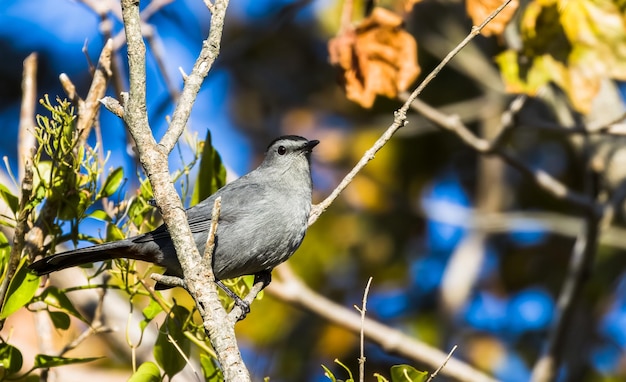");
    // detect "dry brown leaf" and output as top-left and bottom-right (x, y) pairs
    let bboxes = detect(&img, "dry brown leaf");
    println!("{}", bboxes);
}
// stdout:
(466, 0), (519, 37)
(404, 0), (424, 13)
(328, 7), (421, 108)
